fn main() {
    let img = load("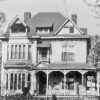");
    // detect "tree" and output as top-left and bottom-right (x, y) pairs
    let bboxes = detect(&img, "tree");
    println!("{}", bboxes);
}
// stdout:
(0, 11), (6, 33)
(83, 0), (100, 25)
(88, 35), (100, 66)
